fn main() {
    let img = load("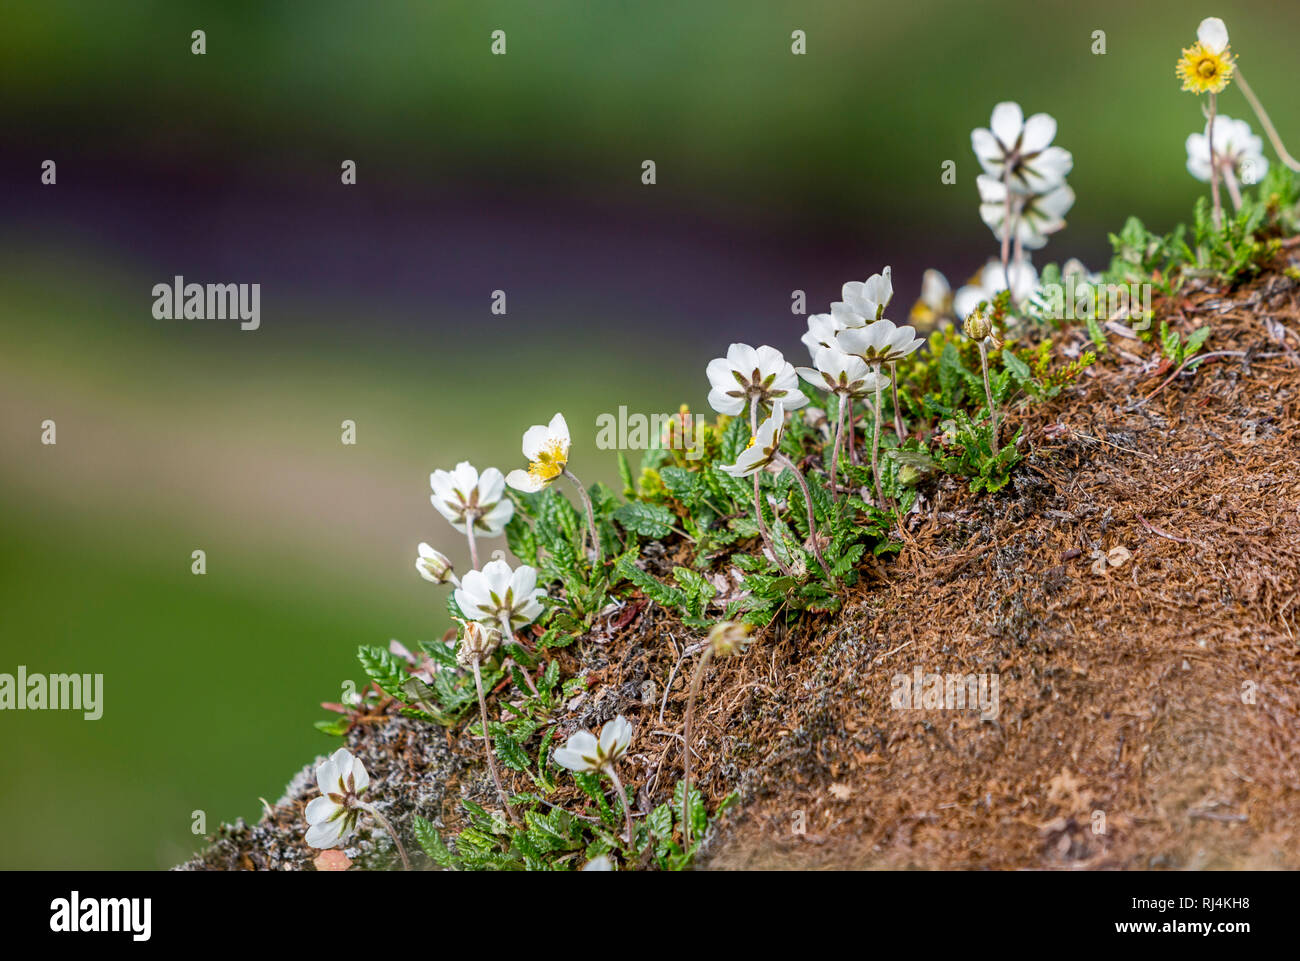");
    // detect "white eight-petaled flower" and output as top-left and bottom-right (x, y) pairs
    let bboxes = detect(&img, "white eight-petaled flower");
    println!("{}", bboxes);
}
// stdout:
(833, 319), (924, 367)
(720, 402), (786, 478)
(505, 413), (572, 493)
(706, 344), (808, 419)
(832, 267), (894, 325)
(796, 347), (889, 399)
(976, 175), (1075, 250)
(971, 101), (1074, 195)
(453, 557), (546, 631)
(429, 462), (514, 536)
(1186, 114), (1268, 186)
(305, 748), (369, 849)
(553, 715), (634, 773)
